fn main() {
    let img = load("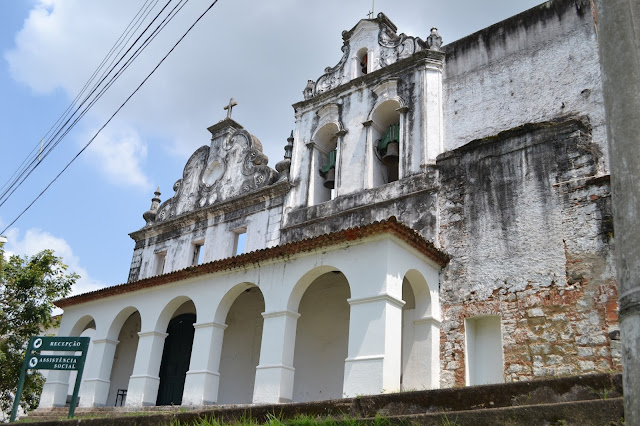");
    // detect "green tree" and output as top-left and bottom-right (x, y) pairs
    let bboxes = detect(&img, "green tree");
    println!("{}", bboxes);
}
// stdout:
(0, 245), (77, 413)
